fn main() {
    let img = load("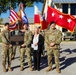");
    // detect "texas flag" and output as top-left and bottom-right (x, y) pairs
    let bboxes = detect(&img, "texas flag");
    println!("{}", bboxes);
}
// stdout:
(21, 10), (29, 25)
(41, 15), (48, 30)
